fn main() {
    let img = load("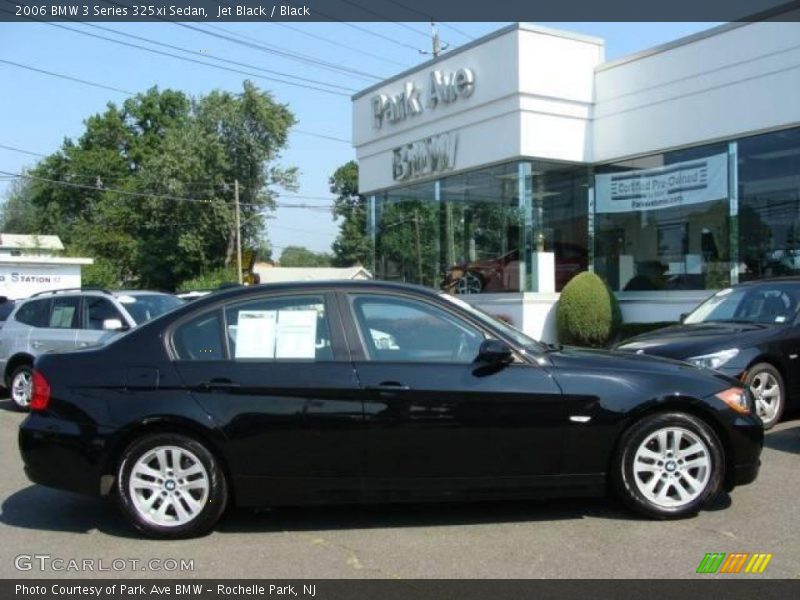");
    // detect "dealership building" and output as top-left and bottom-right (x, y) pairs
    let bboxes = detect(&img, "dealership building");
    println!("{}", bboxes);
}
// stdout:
(351, 15), (800, 340)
